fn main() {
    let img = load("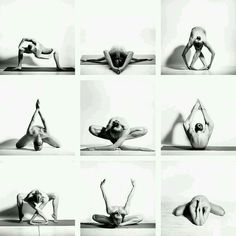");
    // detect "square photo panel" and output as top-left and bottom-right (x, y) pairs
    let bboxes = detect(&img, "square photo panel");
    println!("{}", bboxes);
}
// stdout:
(162, 160), (236, 236)
(0, 160), (75, 236)
(162, 0), (236, 75)
(80, 0), (156, 75)
(0, 0), (75, 75)
(80, 161), (156, 236)
(161, 78), (236, 156)
(80, 80), (156, 156)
